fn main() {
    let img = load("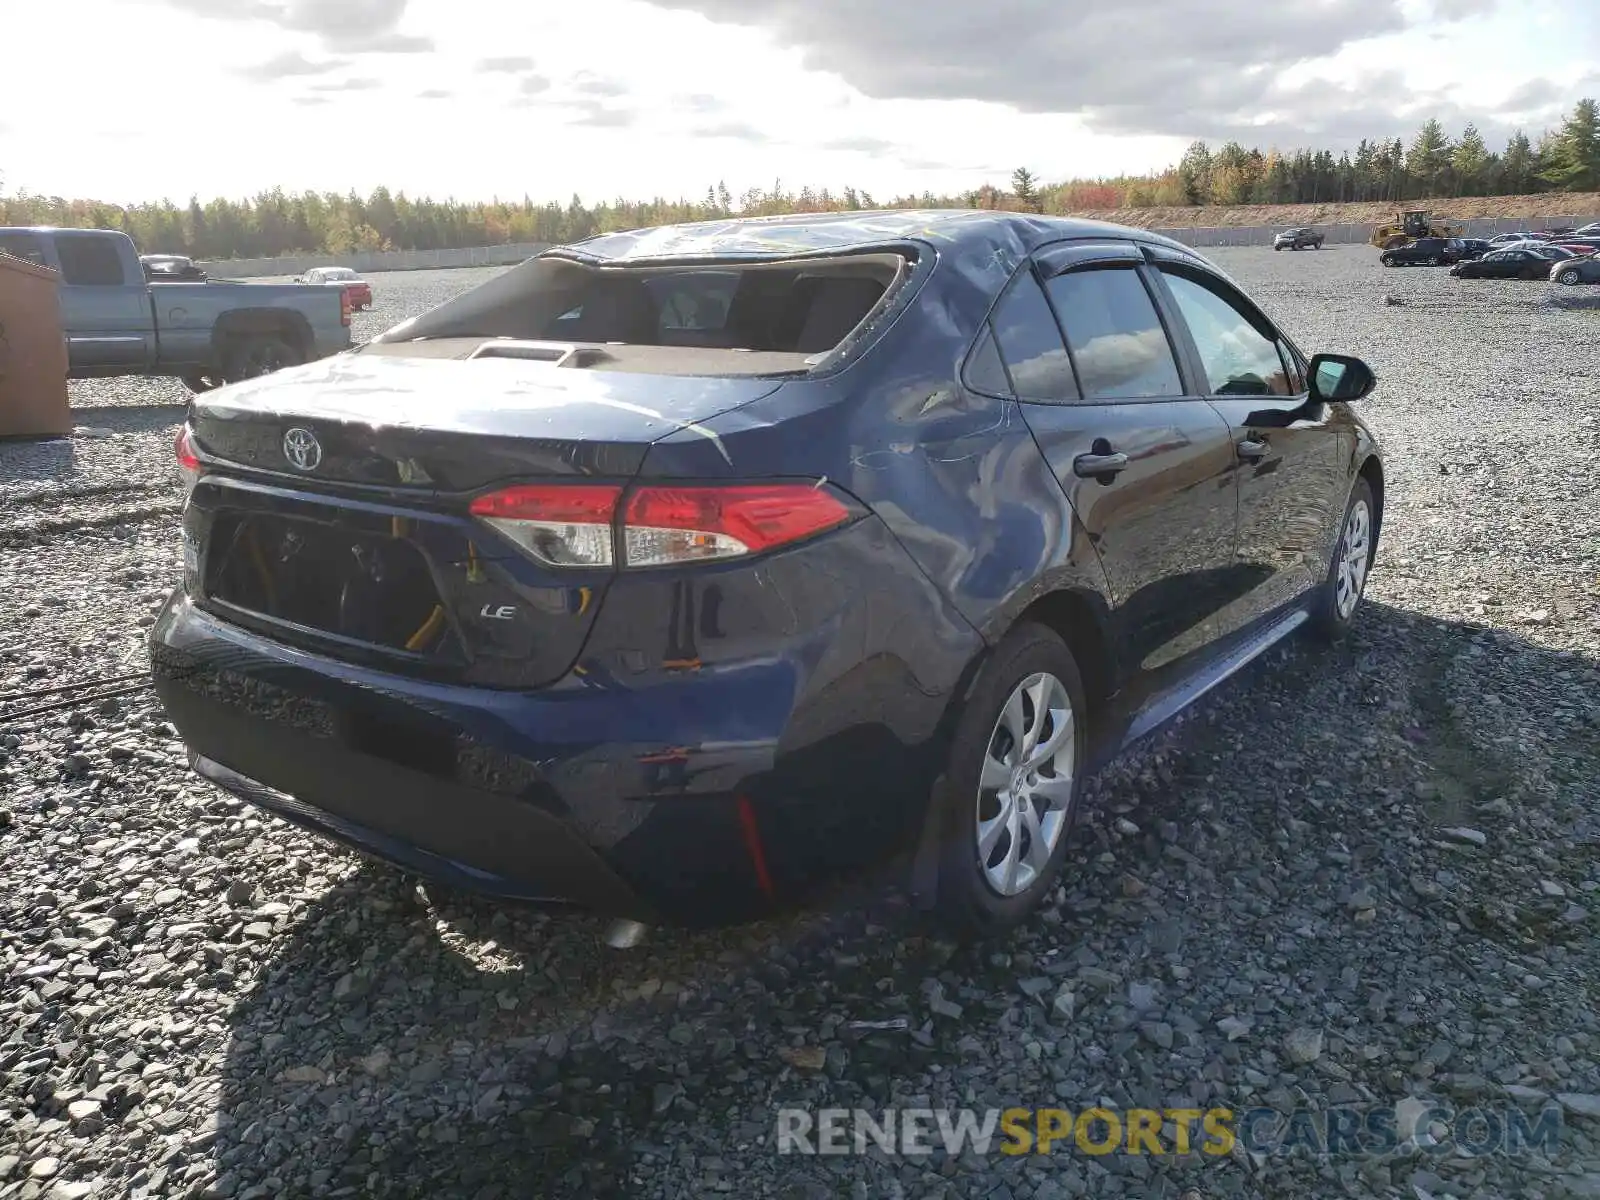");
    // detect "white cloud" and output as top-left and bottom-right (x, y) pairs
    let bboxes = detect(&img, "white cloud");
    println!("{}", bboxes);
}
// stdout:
(0, 0), (1592, 206)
